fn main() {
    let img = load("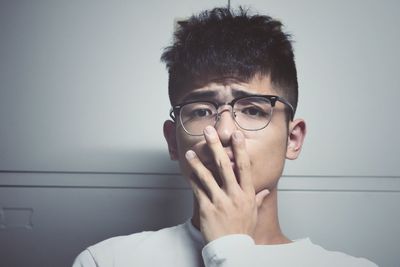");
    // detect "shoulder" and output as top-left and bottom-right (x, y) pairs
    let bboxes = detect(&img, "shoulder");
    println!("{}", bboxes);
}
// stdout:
(299, 239), (378, 266)
(72, 249), (96, 267)
(202, 236), (378, 267)
(72, 231), (153, 267)
(73, 222), (191, 267)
